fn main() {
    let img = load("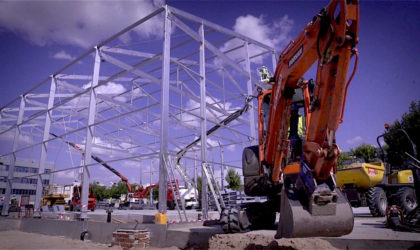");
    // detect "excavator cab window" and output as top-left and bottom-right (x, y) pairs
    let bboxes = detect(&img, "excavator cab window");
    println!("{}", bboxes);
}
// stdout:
(262, 93), (271, 137)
